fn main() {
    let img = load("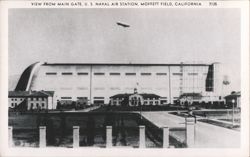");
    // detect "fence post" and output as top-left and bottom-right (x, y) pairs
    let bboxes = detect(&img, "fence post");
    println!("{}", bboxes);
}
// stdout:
(39, 126), (46, 148)
(163, 127), (169, 148)
(185, 117), (195, 147)
(139, 125), (145, 148)
(106, 126), (112, 148)
(8, 126), (13, 147)
(73, 126), (80, 148)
